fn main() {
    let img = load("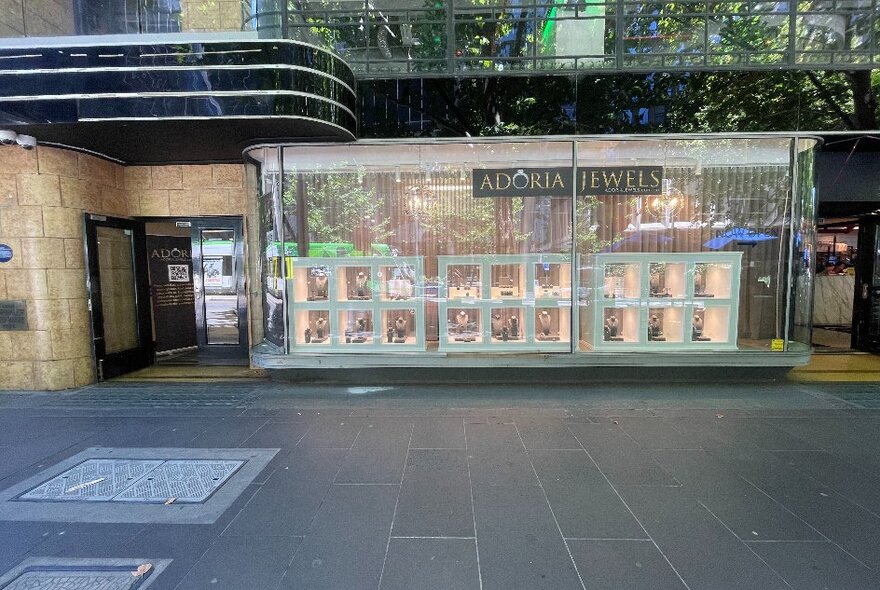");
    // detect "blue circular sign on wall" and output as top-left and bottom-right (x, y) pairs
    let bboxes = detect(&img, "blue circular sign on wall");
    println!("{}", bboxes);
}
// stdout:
(0, 243), (12, 263)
